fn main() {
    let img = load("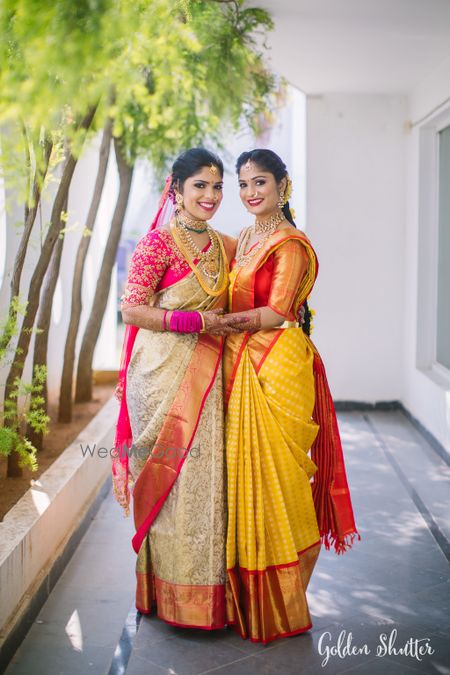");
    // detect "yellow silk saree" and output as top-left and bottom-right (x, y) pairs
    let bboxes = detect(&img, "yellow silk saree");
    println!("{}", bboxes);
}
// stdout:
(224, 227), (358, 643)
